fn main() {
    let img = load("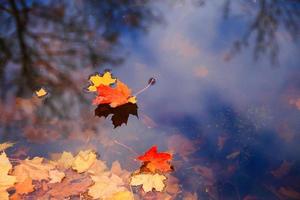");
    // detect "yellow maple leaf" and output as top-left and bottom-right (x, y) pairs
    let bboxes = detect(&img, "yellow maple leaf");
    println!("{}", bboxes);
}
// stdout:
(0, 142), (15, 152)
(72, 150), (97, 173)
(0, 152), (16, 200)
(13, 157), (55, 182)
(56, 151), (74, 169)
(88, 71), (116, 92)
(35, 87), (48, 98)
(106, 191), (134, 200)
(130, 173), (166, 193)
